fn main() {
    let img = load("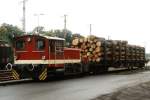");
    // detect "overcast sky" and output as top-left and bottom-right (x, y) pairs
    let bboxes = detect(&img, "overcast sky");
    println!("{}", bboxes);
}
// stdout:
(0, 0), (150, 53)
